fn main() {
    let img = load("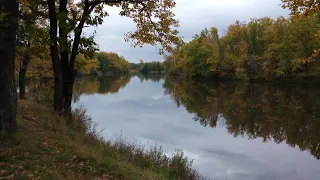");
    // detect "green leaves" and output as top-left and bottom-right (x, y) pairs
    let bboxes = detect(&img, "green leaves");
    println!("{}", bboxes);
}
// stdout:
(96, 52), (130, 75)
(0, 12), (8, 22)
(165, 12), (320, 81)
